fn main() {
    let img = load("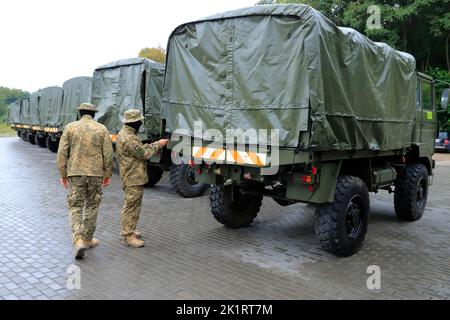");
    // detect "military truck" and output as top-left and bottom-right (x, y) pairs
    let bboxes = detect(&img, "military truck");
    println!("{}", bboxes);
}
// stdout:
(92, 57), (208, 196)
(31, 86), (64, 151)
(44, 77), (93, 153)
(24, 92), (42, 144)
(16, 98), (30, 141)
(6, 101), (21, 136)
(163, 4), (440, 256)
